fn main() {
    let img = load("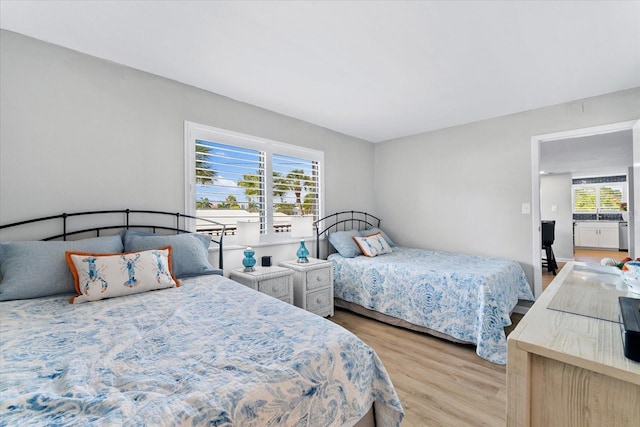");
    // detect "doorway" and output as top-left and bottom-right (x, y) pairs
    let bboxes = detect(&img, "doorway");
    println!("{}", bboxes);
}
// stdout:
(531, 119), (639, 298)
